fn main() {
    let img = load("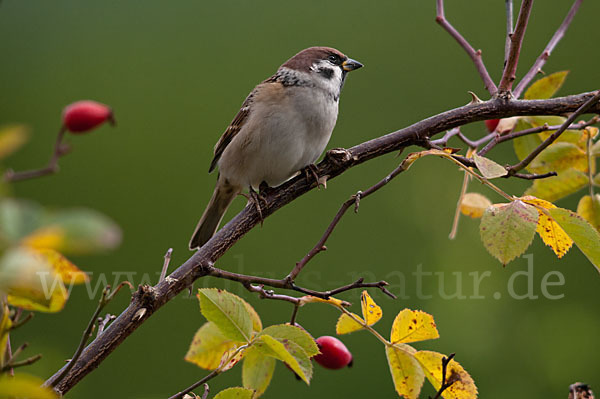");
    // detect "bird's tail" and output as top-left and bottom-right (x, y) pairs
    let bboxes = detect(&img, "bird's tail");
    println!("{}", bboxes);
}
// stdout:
(189, 181), (238, 250)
